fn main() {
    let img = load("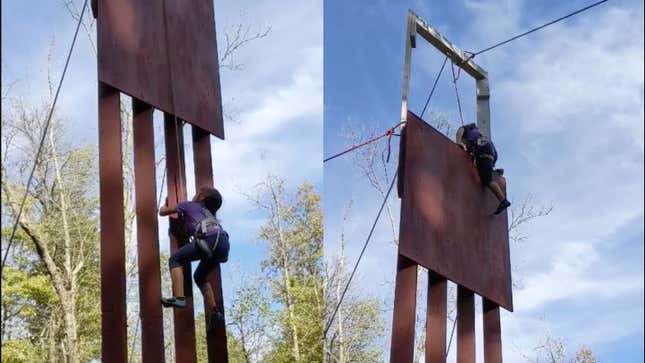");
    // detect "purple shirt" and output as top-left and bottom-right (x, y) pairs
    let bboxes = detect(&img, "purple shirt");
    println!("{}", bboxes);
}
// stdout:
(176, 201), (215, 236)
(462, 124), (483, 151)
